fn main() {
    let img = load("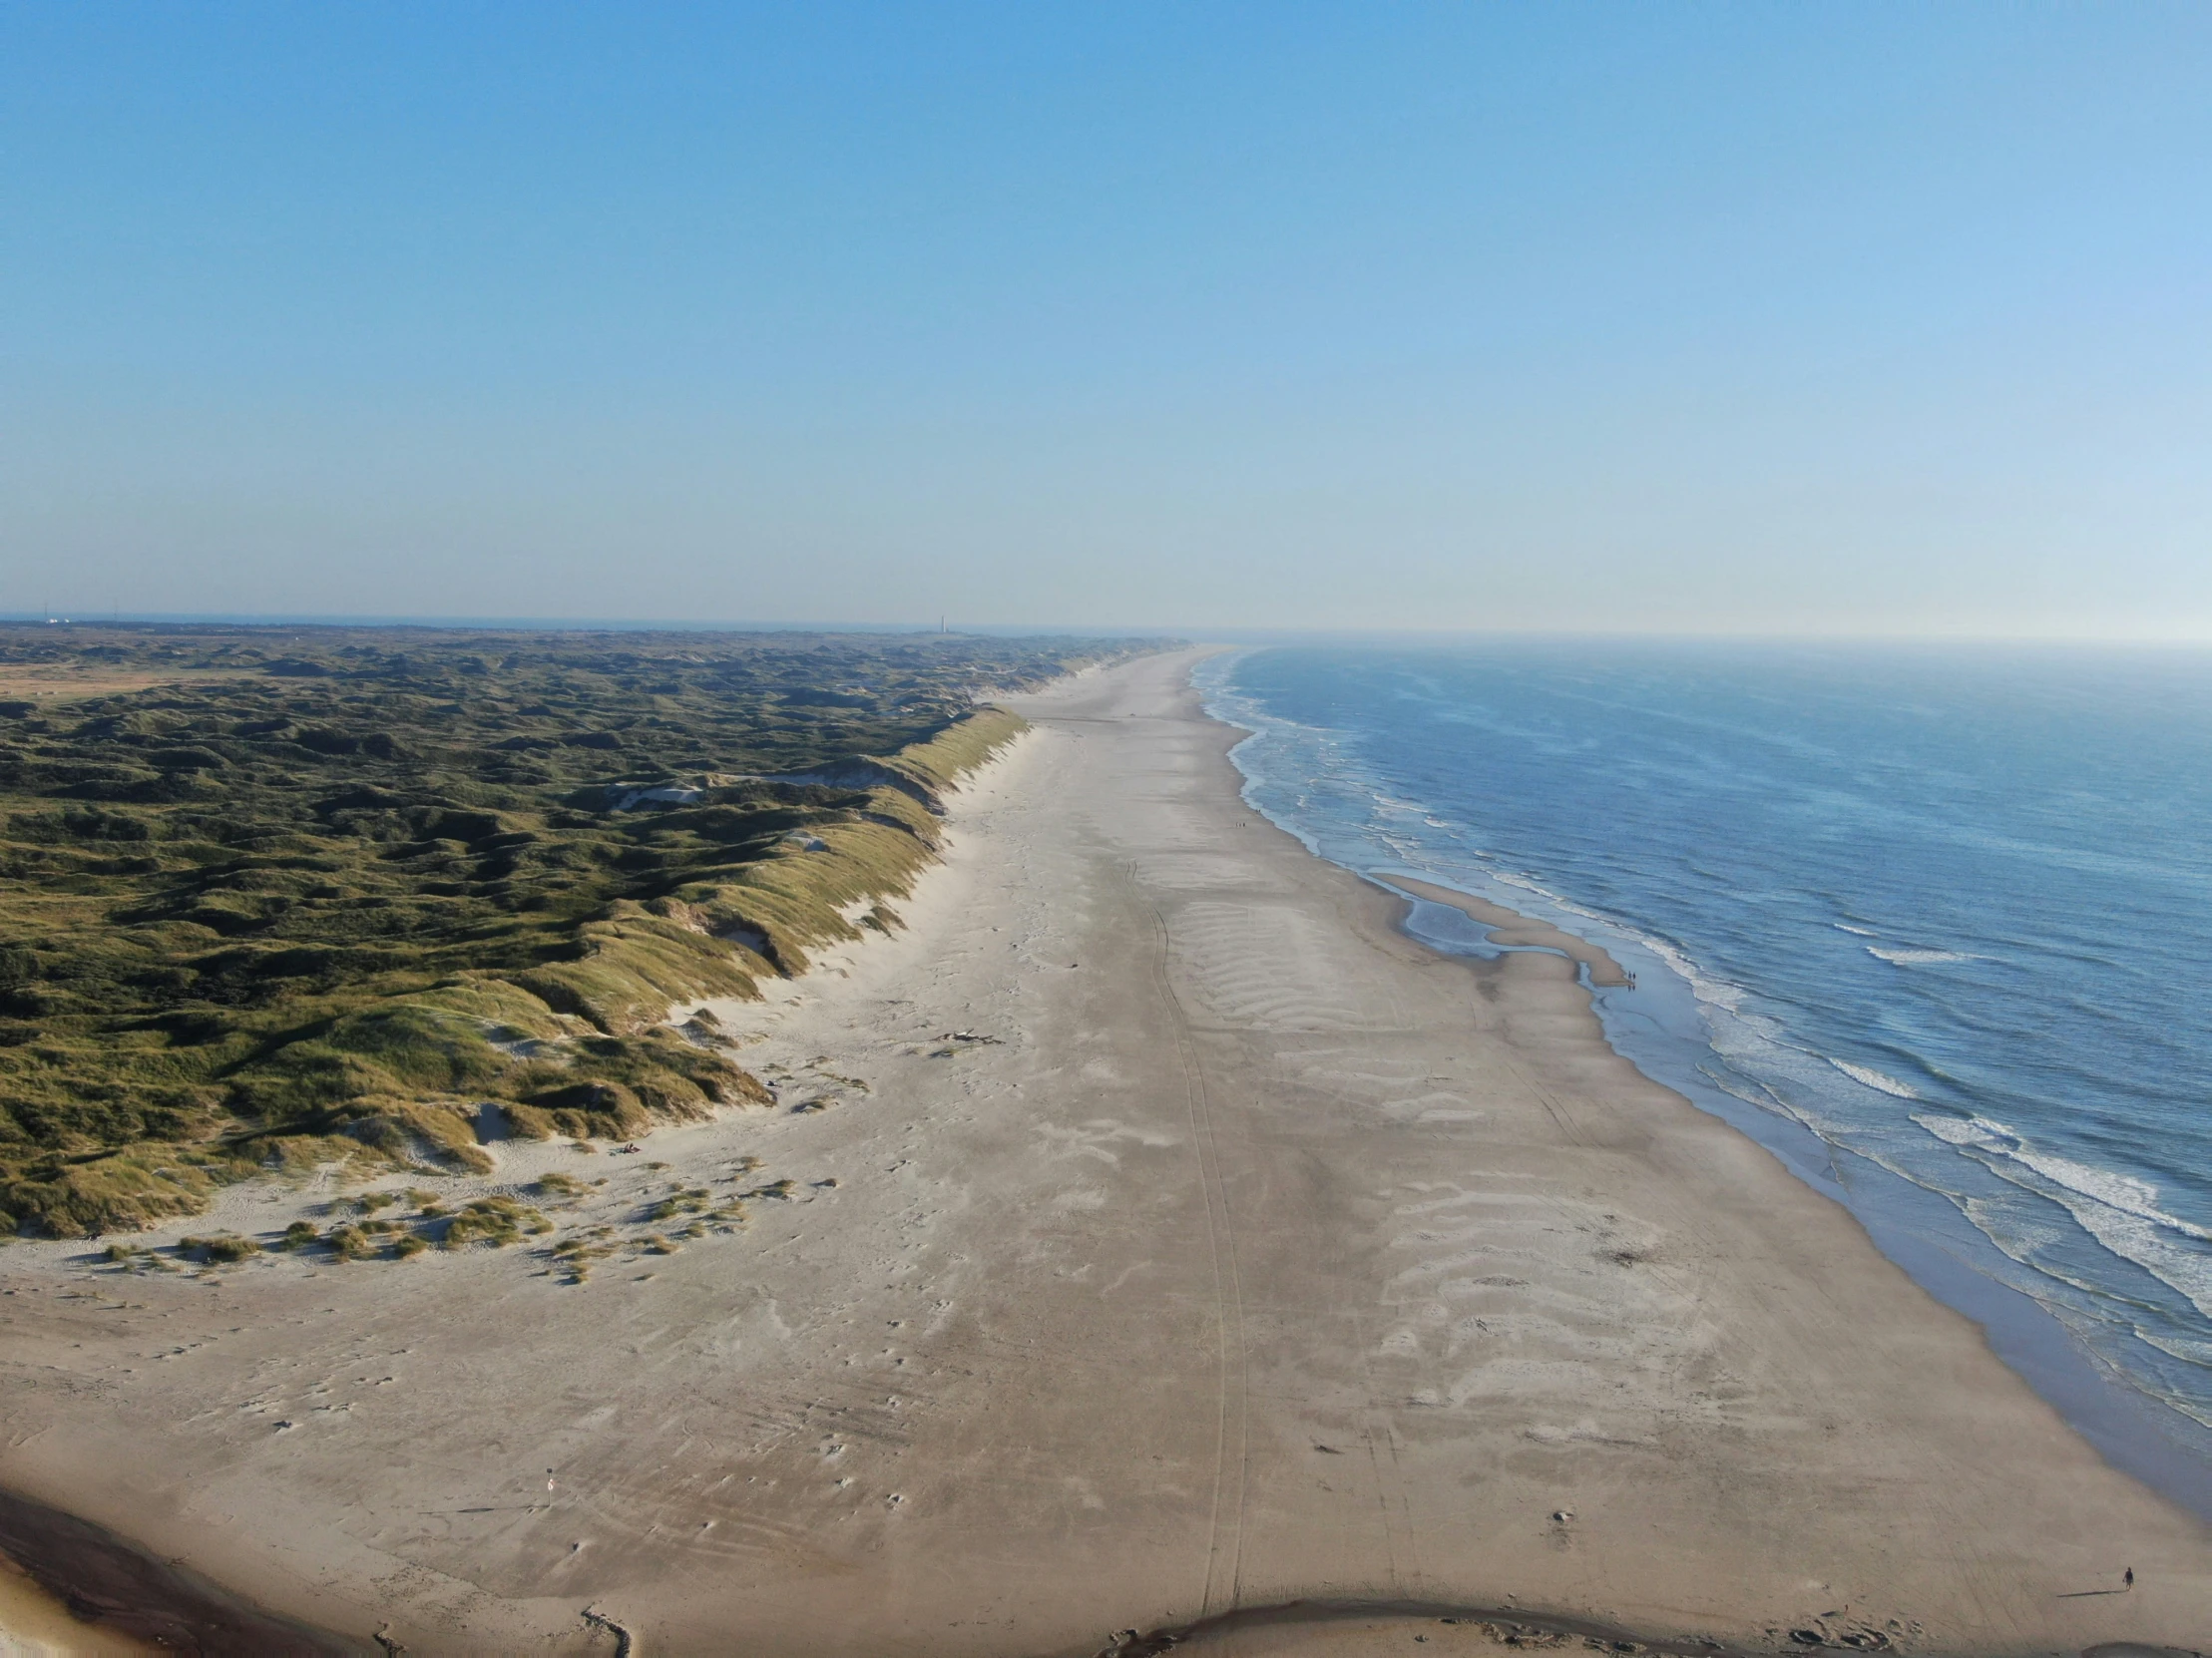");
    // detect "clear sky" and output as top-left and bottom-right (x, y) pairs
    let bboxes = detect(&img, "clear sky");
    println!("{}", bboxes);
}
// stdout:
(5, 3), (2210, 636)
